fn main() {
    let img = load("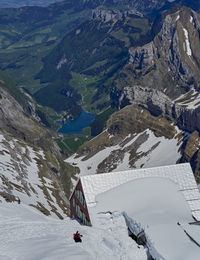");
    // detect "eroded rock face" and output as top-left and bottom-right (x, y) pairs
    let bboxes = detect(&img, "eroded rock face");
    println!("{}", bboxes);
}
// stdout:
(111, 6), (200, 133)
(66, 104), (183, 175)
(181, 131), (200, 161)
(112, 83), (200, 133)
(127, 7), (200, 95)
(0, 87), (45, 142)
(76, 104), (179, 160)
(92, 8), (143, 23)
(0, 130), (72, 219)
(0, 86), (78, 217)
